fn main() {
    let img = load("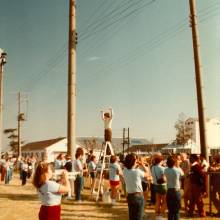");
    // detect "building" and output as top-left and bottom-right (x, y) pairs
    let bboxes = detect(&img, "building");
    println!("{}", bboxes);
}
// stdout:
(185, 117), (220, 153)
(21, 137), (84, 162)
(21, 136), (151, 161)
(162, 139), (198, 155)
(126, 143), (168, 155)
